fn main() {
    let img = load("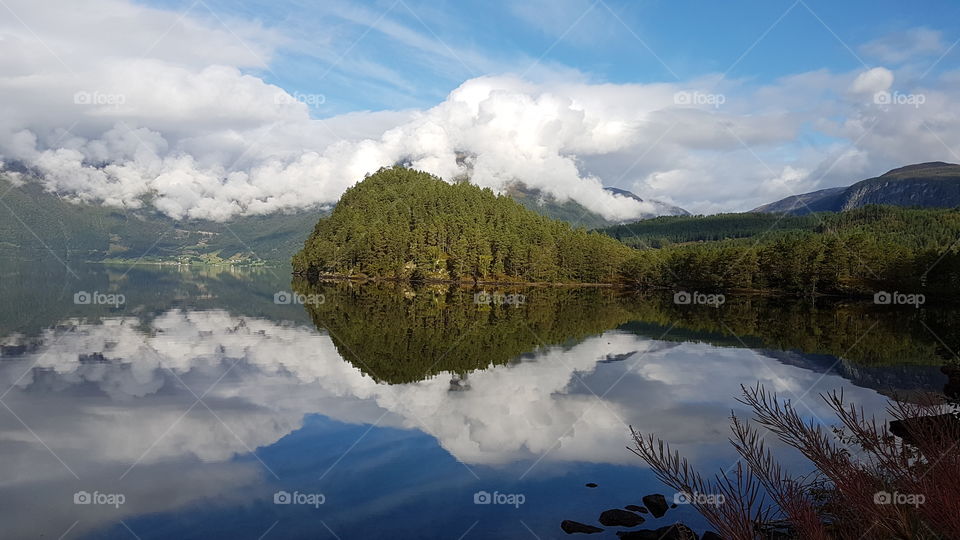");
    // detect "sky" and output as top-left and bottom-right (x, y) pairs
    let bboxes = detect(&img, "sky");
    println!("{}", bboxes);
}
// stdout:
(0, 0), (958, 220)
